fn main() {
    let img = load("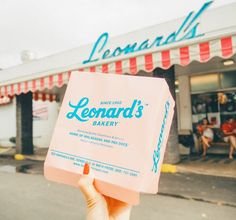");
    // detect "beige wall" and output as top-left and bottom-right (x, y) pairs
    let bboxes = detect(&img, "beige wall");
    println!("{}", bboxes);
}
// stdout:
(176, 75), (192, 131)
